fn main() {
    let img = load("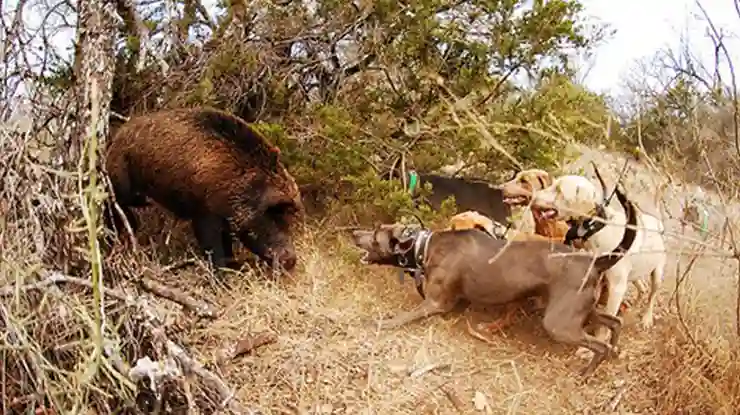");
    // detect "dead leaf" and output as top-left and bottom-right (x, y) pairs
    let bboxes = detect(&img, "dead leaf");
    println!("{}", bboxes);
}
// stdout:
(233, 332), (277, 359)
